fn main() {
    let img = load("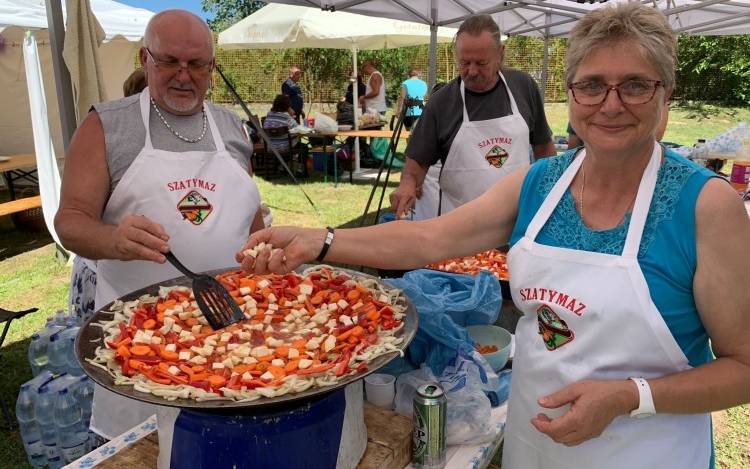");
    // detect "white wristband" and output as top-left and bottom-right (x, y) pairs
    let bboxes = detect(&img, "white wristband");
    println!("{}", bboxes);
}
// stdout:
(629, 377), (656, 418)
